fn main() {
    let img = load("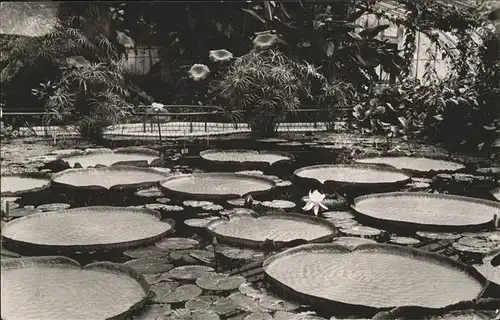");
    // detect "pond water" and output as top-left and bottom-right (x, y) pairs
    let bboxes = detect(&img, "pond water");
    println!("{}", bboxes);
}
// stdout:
(1, 135), (499, 319)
